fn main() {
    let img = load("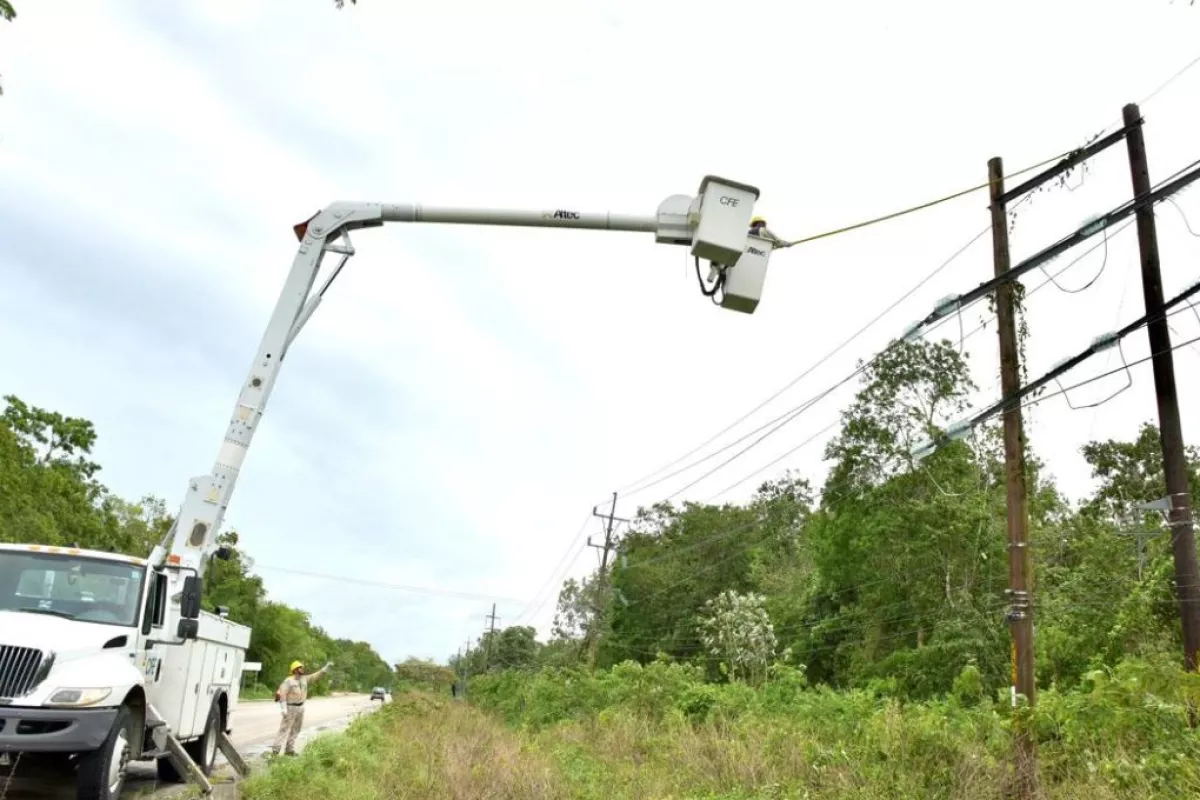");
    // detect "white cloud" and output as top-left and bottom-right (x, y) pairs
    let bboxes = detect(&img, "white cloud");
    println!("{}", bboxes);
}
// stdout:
(2, 0), (1200, 664)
